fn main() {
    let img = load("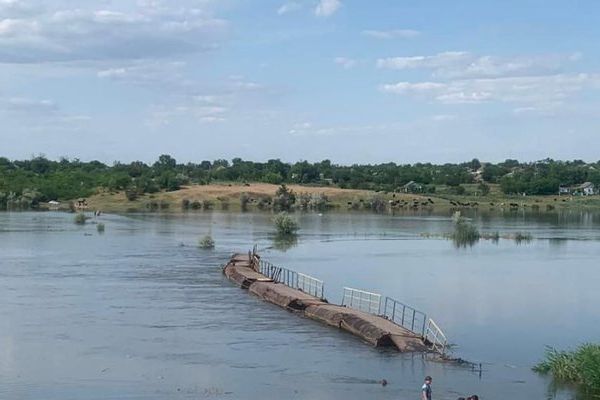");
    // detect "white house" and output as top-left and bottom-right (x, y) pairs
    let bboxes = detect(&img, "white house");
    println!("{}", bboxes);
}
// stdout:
(573, 182), (596, 196)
